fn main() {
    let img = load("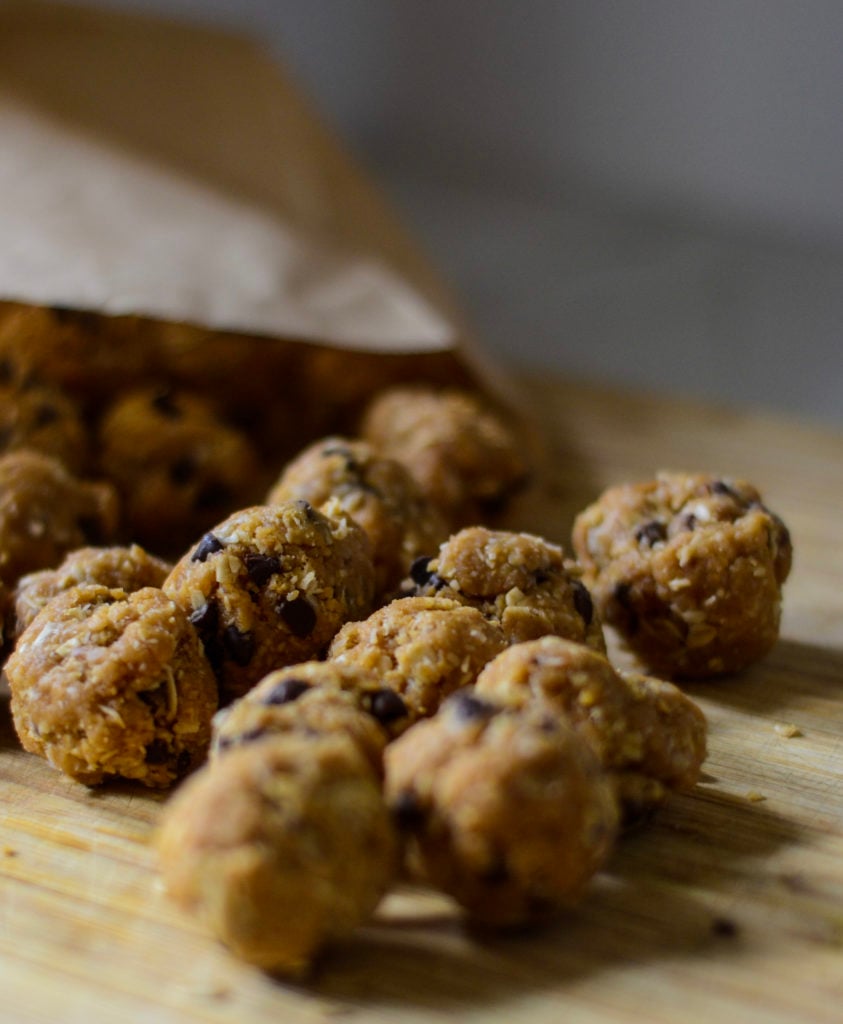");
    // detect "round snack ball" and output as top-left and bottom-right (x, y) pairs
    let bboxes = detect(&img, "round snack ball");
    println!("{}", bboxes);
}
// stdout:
(13, 543), (171, 638)
(328, 595), (507, 723)
(156, 732), (398, 974)
(5, 584), (217, 787)
(360, 386), (529, 529)
(385, 691), (618, 928)
(405, 526), (605, 651)
(0, 381), (90, 474)
(266, 436), (449, 600)
(572, 472), (793, 678)
(475, 636), (707, 821)
(211, 661), (411, 773)
(164, 500), (376, 704)
(0, 450), (119, 587)
(99, 387), (262, 557)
